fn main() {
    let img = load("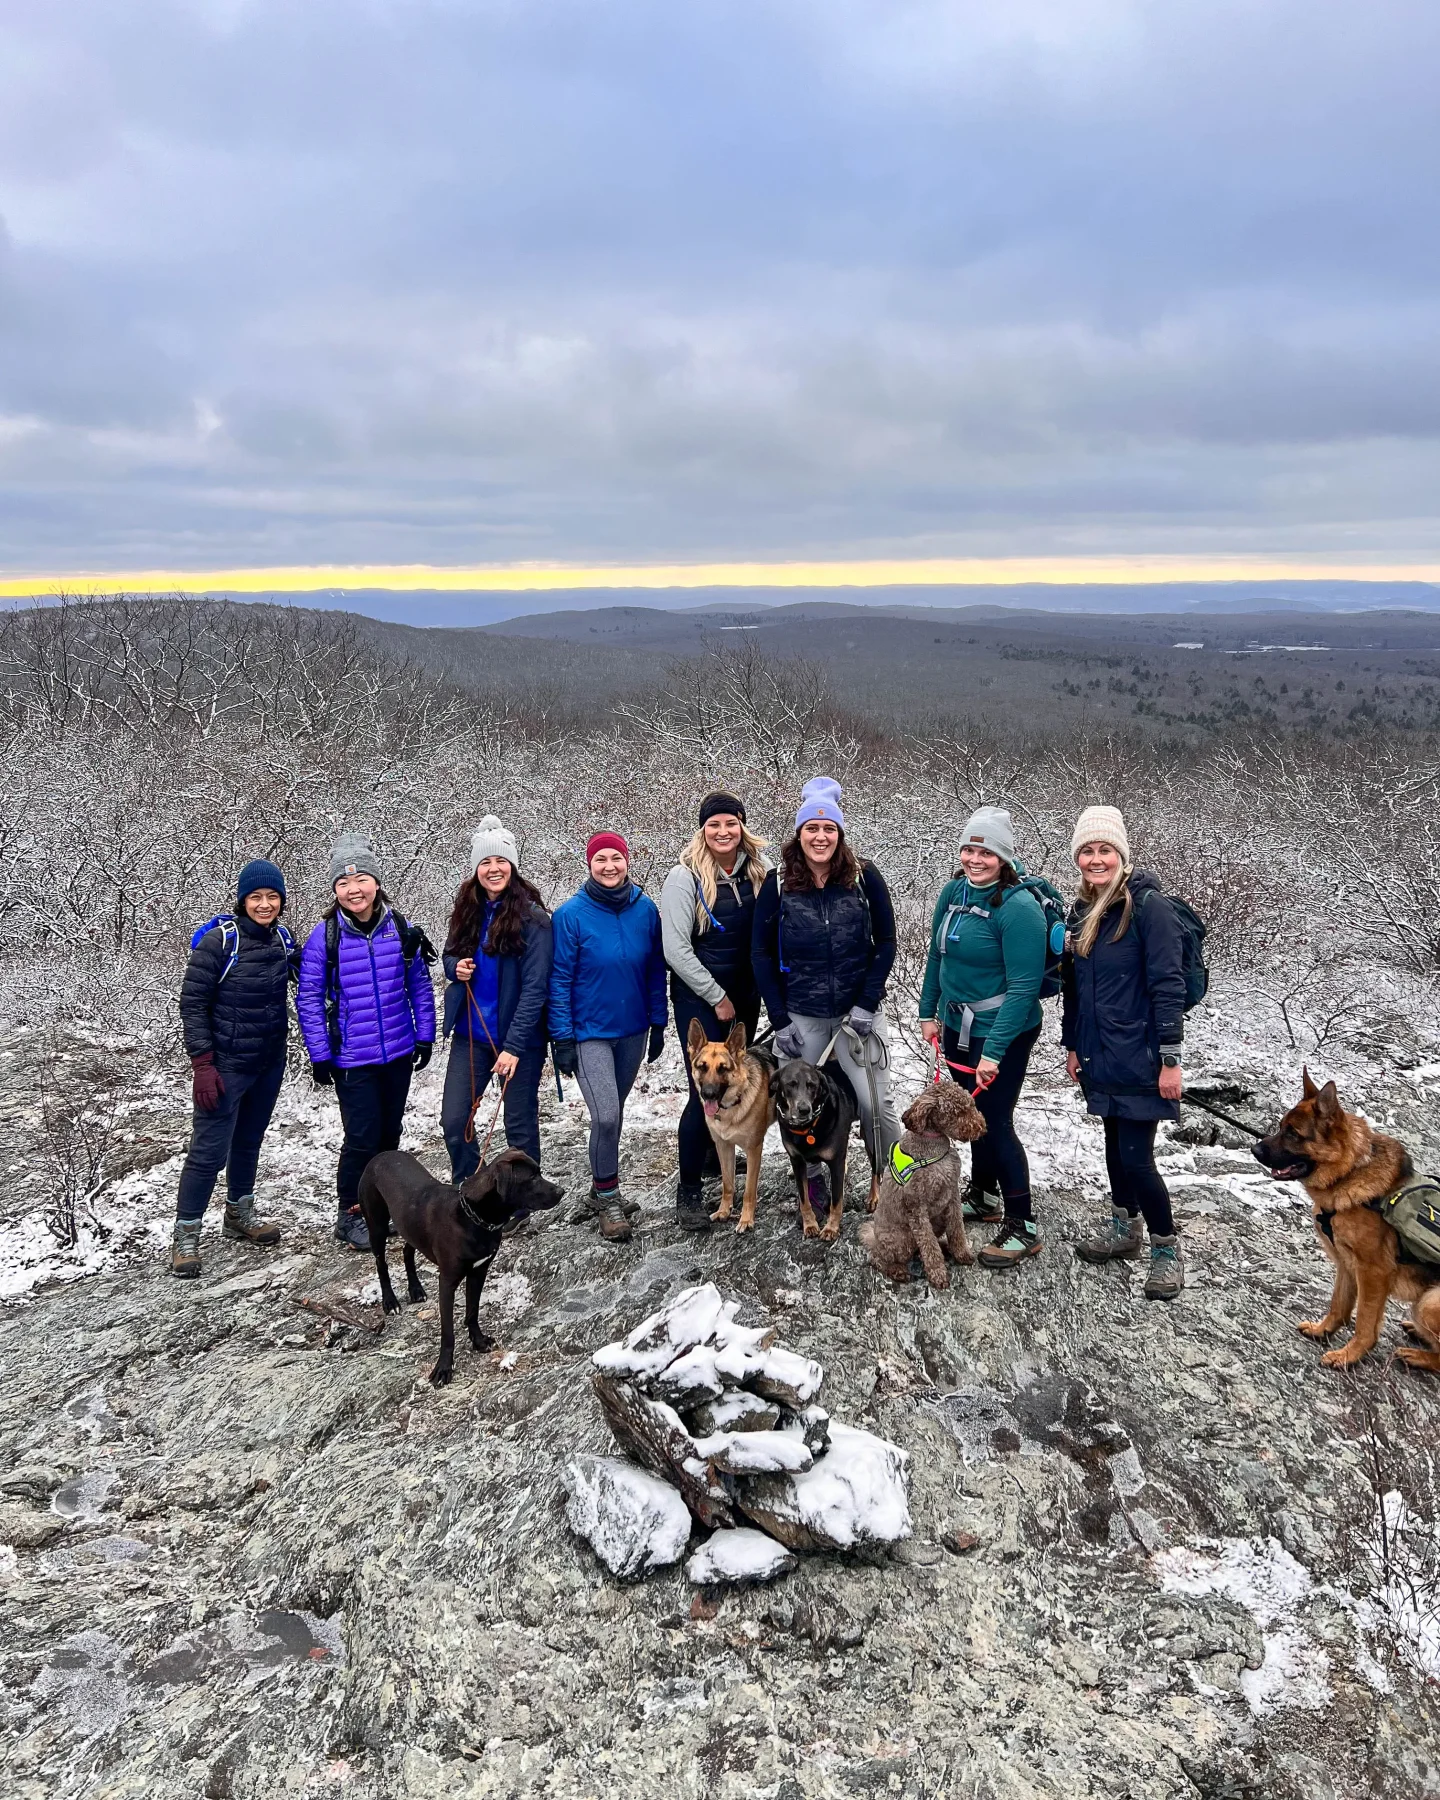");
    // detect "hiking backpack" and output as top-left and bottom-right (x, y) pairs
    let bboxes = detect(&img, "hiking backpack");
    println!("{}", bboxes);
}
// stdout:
(322, 907), (437, 1057)
(1137, 889), (1210, 1012)
(190, 914), (296, 982)
(937, 873), (1069, 1001)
